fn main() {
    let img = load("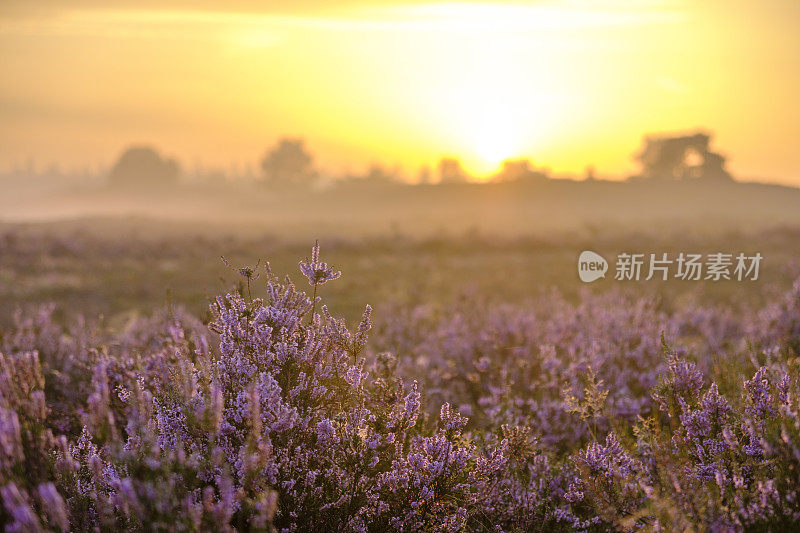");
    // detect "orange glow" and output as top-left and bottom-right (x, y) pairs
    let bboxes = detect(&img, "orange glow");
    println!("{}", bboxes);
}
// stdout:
(1, 1), (799, 182)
